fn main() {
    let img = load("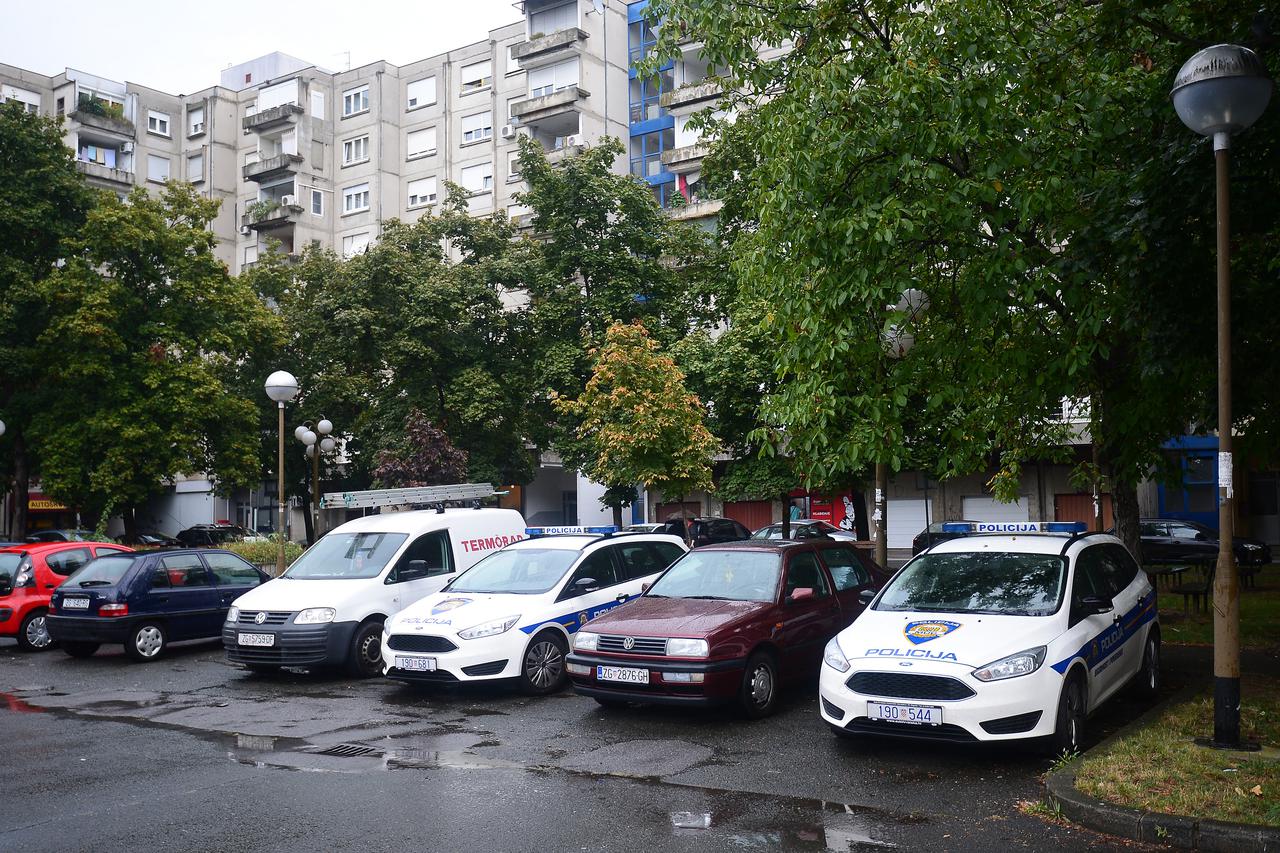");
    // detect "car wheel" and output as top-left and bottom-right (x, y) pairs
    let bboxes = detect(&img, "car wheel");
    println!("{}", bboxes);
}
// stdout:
(1134, 631), (1160, 700)
(1049, 674), (1086, 756)
(738, 650), (779, 719)
(519, 632), (568, 695)
(345, 620), (384, 678)
(124, 622), (167, 662)
(62, 642), (99, 658)
(16, 610), (53, 652)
